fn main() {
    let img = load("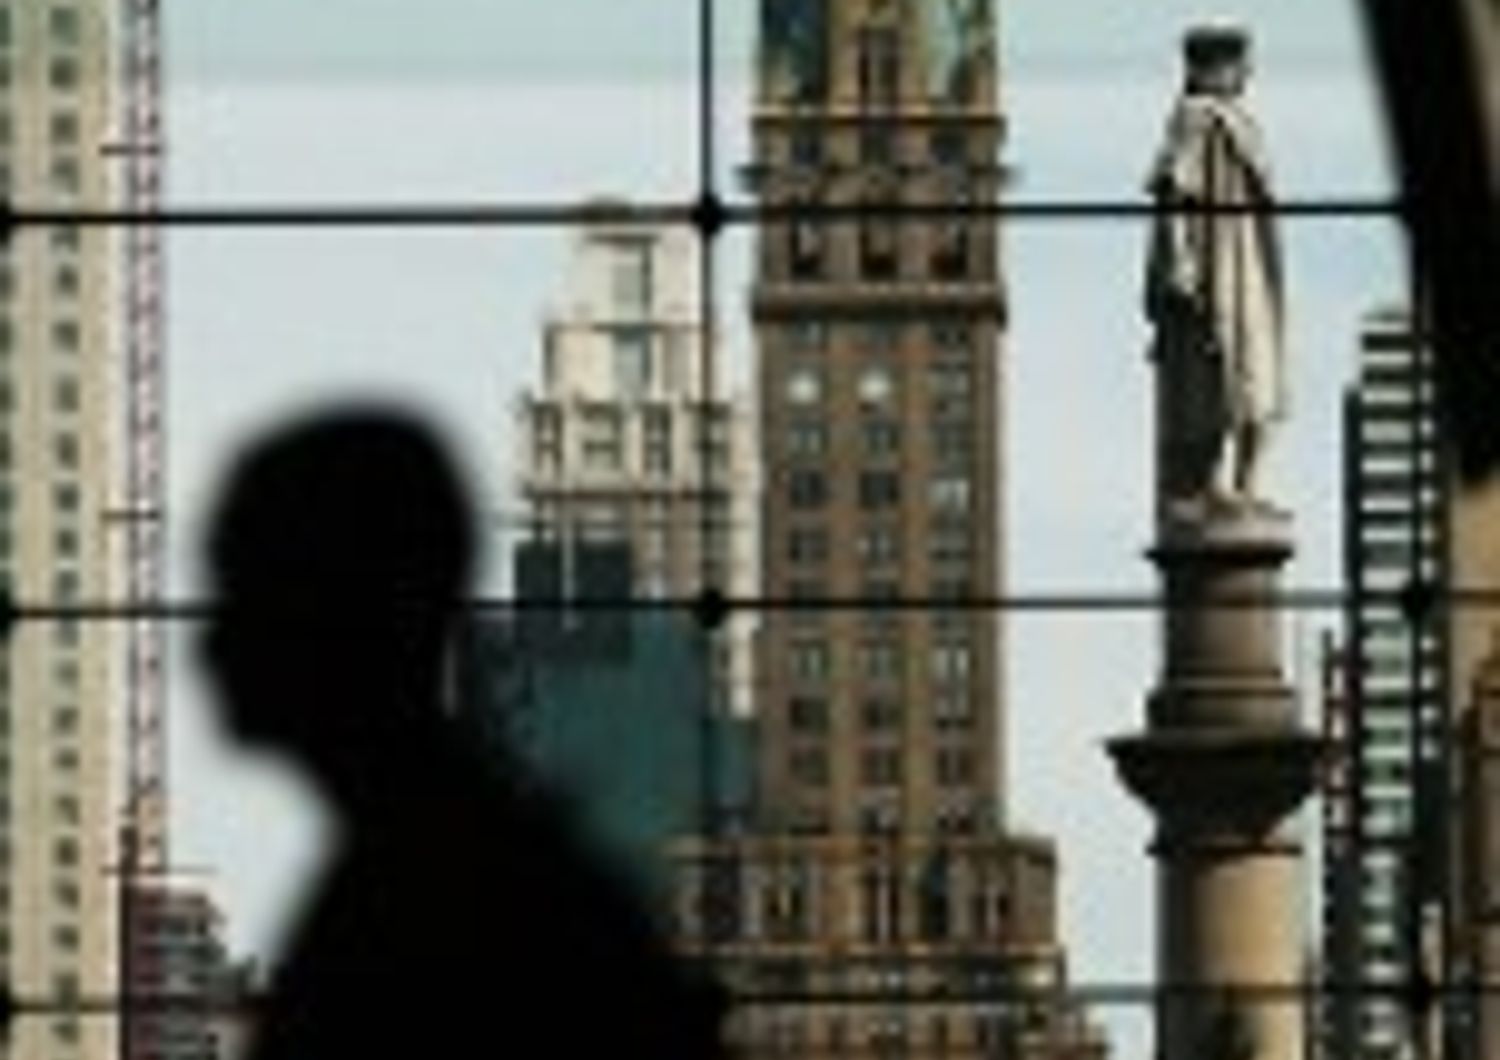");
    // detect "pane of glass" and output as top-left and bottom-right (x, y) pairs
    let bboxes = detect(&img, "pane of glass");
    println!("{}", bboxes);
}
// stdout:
(167, 0), (700, 205)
